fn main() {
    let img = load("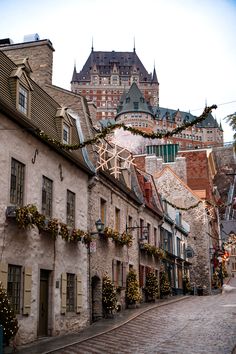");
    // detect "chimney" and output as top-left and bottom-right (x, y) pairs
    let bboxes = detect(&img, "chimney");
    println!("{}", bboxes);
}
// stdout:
(0, 36), (54, 88)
